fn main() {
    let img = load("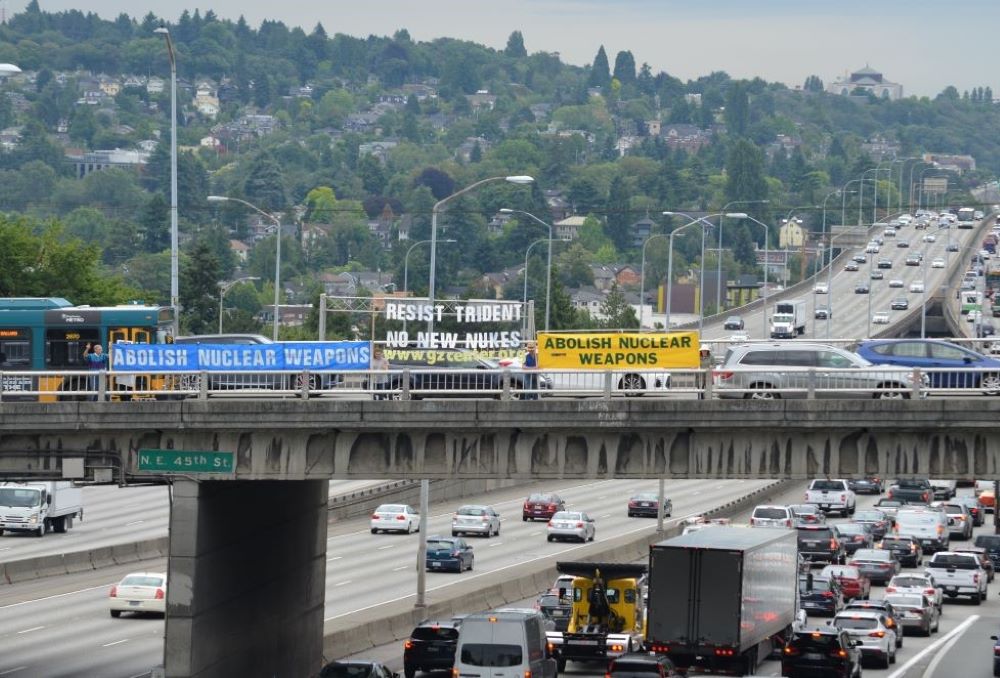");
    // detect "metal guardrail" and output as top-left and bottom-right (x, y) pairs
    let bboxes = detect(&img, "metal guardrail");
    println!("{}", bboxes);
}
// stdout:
(2, 363), (1000, 400)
